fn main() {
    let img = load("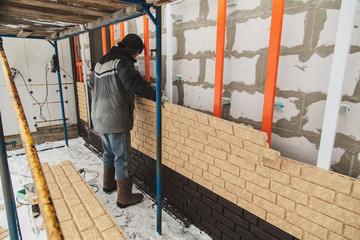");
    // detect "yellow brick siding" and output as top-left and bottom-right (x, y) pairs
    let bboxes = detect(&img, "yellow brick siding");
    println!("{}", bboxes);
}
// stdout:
(132, 98), (360, 240)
